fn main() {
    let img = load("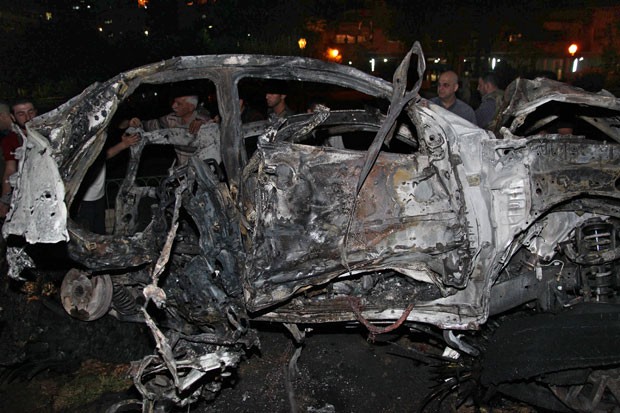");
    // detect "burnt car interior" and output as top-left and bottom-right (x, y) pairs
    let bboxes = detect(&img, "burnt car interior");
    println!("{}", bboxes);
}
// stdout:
(3, 42), (620, 412)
